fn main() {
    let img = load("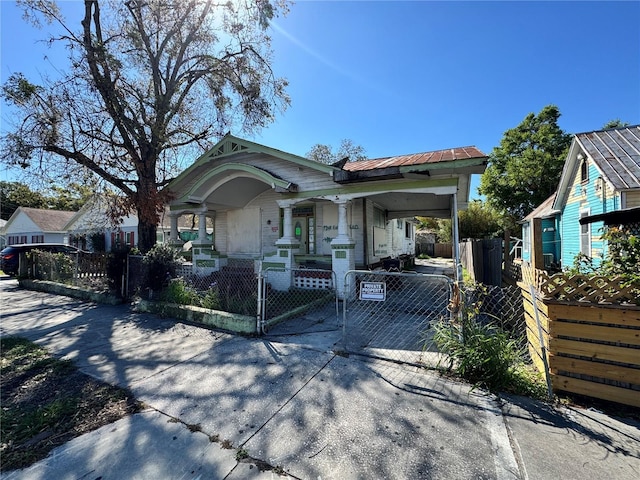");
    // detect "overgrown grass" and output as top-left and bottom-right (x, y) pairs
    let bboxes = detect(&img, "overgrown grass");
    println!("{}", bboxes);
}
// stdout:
(431, 318), (548, 399)
(1, 337), (141, 471)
